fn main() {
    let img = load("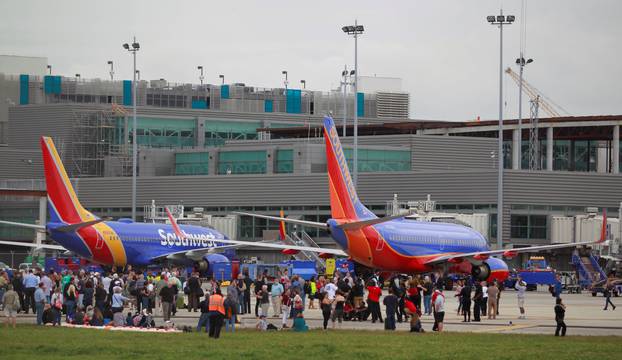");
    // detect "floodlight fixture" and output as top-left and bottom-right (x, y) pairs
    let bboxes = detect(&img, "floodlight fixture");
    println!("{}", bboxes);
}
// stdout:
(123, 43), (130, 50)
